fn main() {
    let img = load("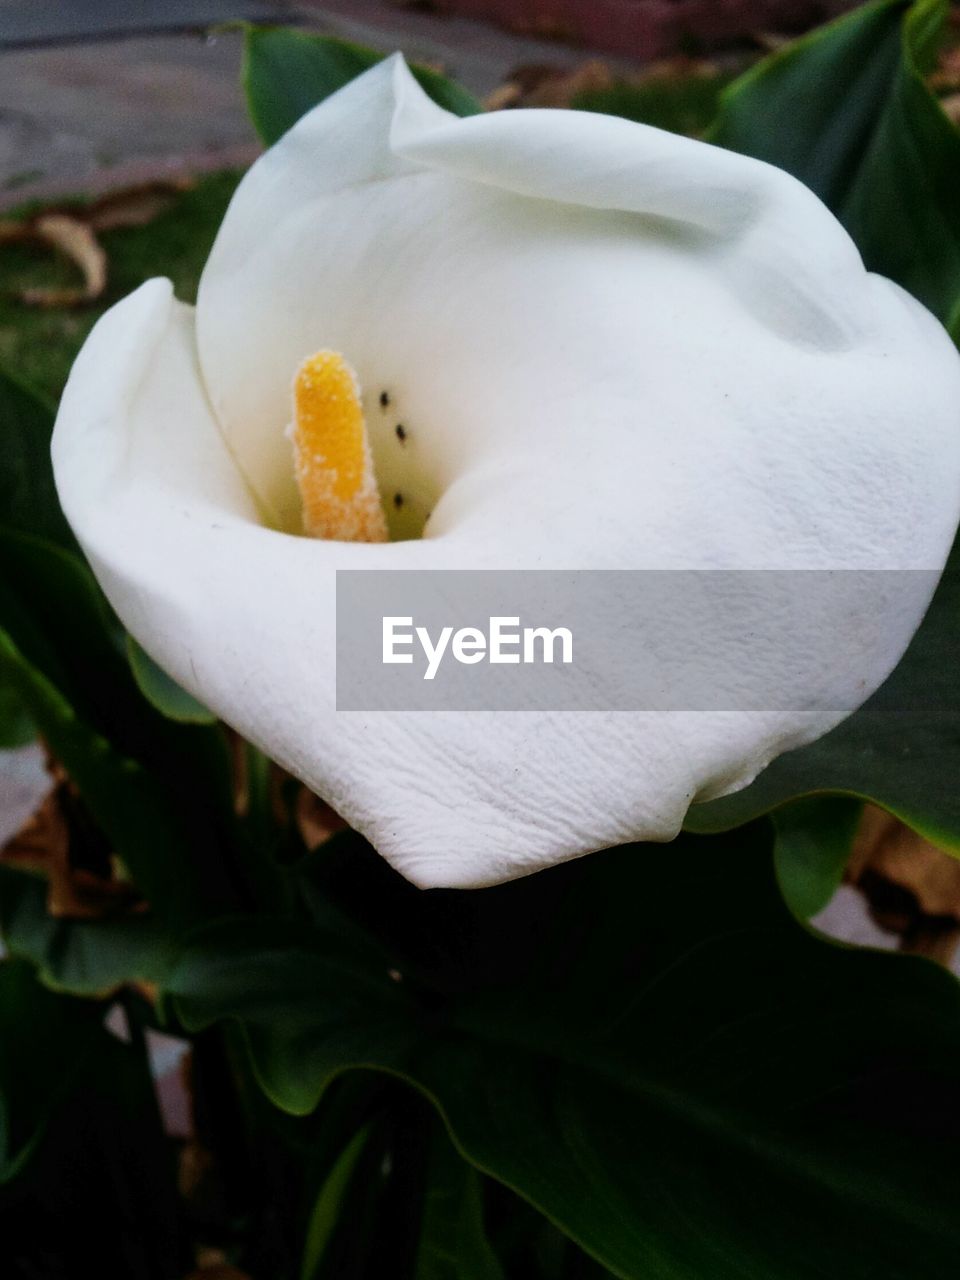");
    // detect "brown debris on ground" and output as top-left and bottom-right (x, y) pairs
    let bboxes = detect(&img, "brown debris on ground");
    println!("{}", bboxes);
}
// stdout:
(484, 54), (724, 112)
(295, 785), (348, 850)
(0, 757), (145, 919)
(0, 178), (194, 308)
(848, 805), (960, 967)
(185, 1248), (252, 1280)
(484, 57), (614, 109)
(1, 214), (106, 307)
(930, 23), (960, 121)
